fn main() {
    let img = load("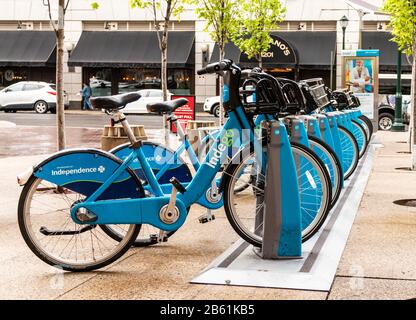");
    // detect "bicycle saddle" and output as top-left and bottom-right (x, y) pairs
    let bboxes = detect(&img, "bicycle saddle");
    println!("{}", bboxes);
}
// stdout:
(90, 92), (141, 110)
(147, 98), (188, 114)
